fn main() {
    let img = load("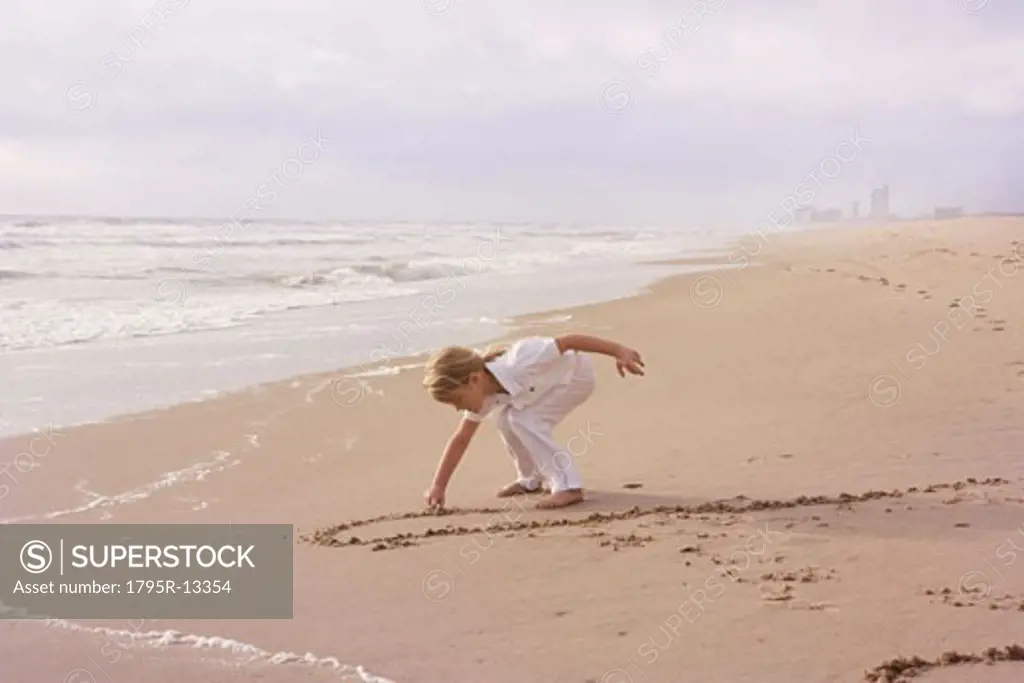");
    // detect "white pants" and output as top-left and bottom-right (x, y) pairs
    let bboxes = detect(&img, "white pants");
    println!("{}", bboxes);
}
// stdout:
(495, 354), (596, 494)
